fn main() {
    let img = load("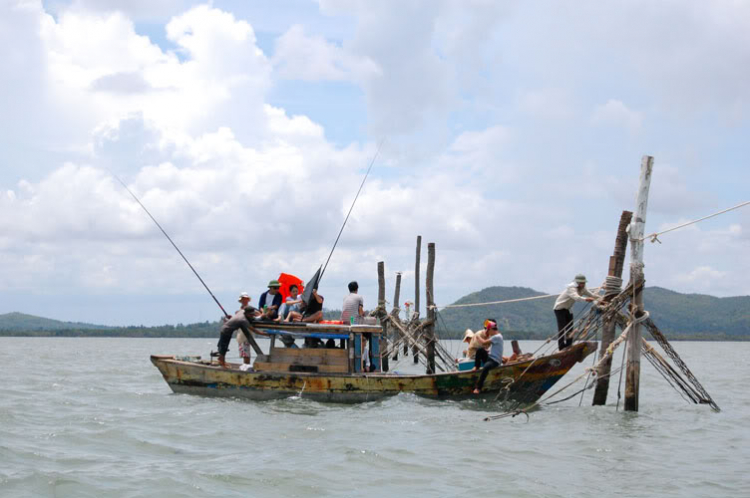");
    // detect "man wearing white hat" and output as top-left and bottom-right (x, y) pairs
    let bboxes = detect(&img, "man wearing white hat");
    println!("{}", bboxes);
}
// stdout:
(236, 292), (253, 365)
(553, 274), (598, 350)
